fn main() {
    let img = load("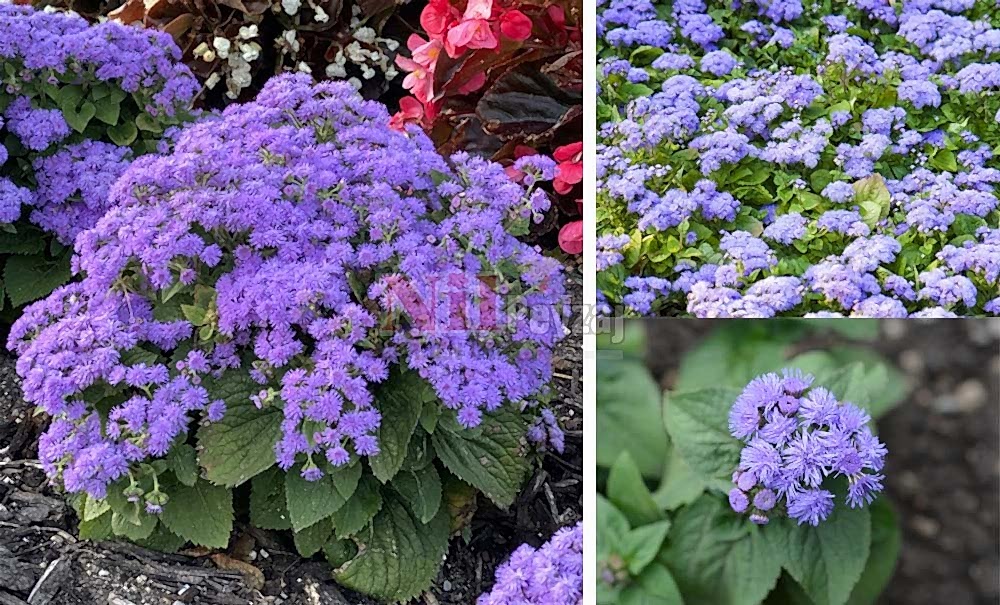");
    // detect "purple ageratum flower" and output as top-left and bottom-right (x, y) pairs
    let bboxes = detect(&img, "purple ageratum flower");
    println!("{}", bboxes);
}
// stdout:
(5, 97), (70, 152)
(728, 370), (888, 526)
(720, 230), (777, 274)
(763, 212), (807, 245)
(821, 181), (856, 204)
(0, 178), (32, 223)
(701, 50), (738, 76)
(898, 79), (942, 109)
(477, 522), (582, 605)
(12, 74), (567, 497)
